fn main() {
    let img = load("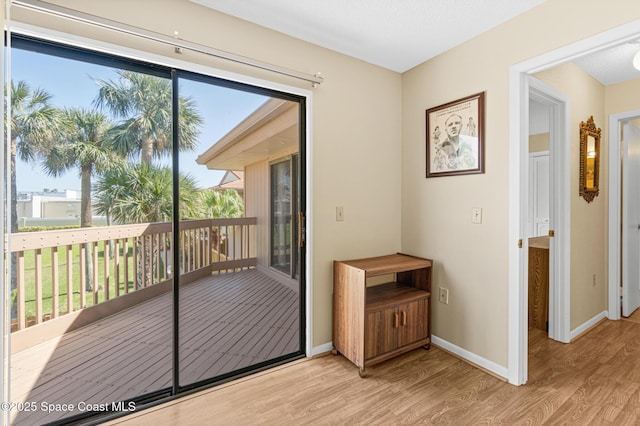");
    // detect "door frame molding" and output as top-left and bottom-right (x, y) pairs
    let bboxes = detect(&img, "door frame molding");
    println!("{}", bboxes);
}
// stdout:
(608, 110), (640, 320)
(508, 19), (640, 386)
